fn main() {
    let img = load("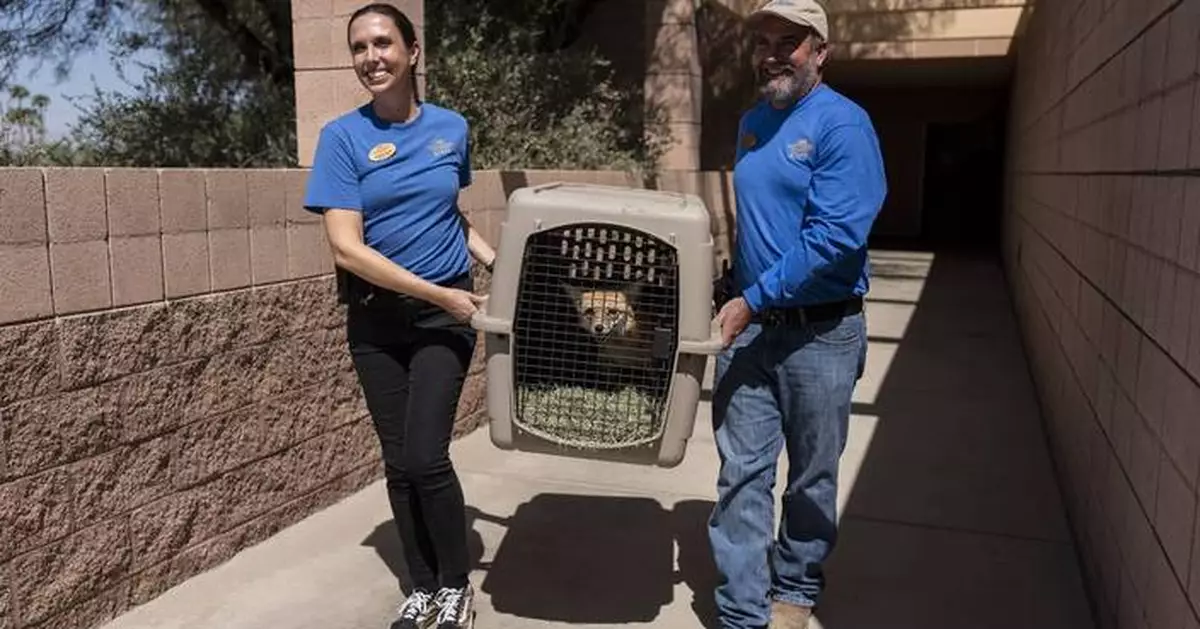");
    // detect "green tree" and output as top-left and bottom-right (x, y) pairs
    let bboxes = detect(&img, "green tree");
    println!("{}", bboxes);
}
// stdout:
(0, 0), (293, 89)
(1, 84), (43, 145)
(1, 0), (667, 171)
(425, 0), (671, 175)
(2, 0), (296, 166)
(64, 0), (297, 167)
(0, 81), (81, 165)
